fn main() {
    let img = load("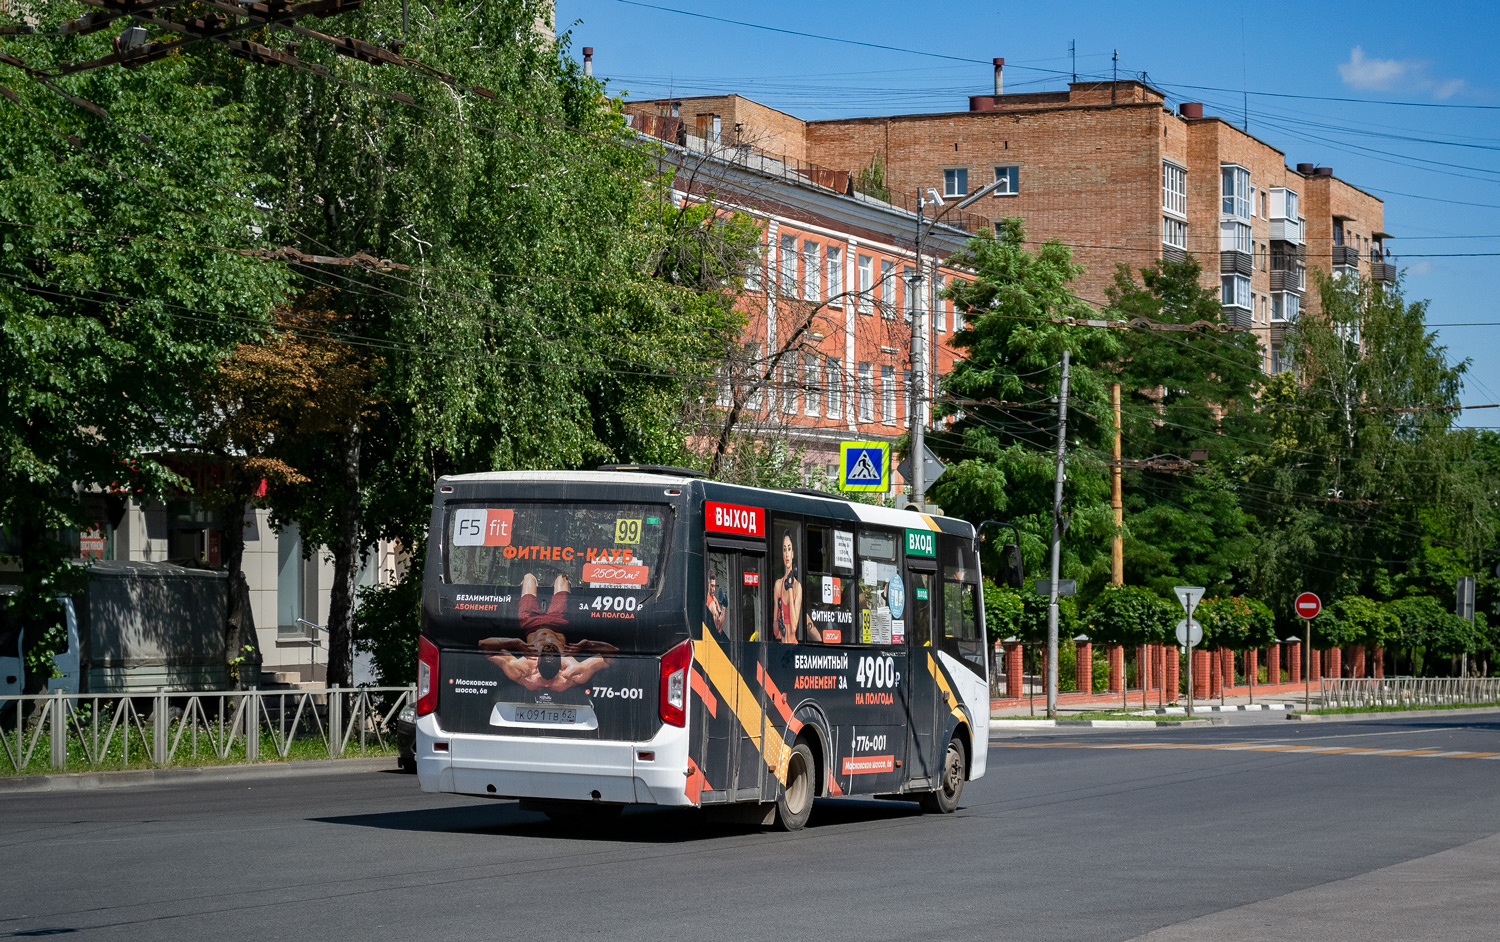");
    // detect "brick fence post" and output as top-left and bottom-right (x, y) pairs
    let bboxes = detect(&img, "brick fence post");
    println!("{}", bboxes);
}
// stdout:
(1005, 642), (1024, 699)
(1075, 641), (1093, 695)
(1208, 650), (1222, 698)
(1374, 646), (1385, 679)
(1309, 647), (1321, 682)
(1139, 645), (1152, 693)
(1166, 645), (1180, 701)
(1267, 642), (1281, 685)
(1109, 645), (1125, 692)
(1352, 646), (1365, 679)
(1288, 641), (1302, 684)
(1195, 649), (1212, 698)
(1245, 649), (1258, 693)
(1330, 646), (1342, 680)
(1154, 644), (1166, 699)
